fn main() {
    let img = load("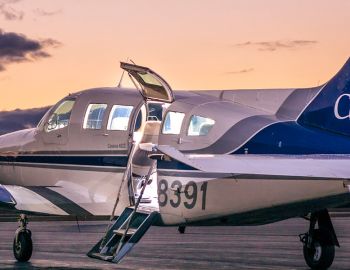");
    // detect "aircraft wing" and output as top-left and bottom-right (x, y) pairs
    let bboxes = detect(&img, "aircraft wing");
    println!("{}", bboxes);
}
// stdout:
(0, 184), (68, 215)
(157, 145), (350, 181)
